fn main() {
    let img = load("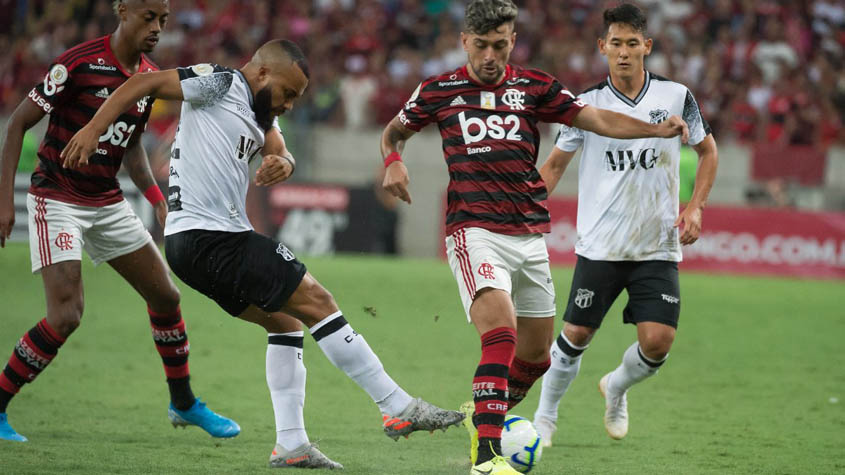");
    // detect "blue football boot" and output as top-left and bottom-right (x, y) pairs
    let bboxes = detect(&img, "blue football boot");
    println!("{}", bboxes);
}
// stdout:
(167, 398), (240, 438)
(0, 413), (27, 442)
